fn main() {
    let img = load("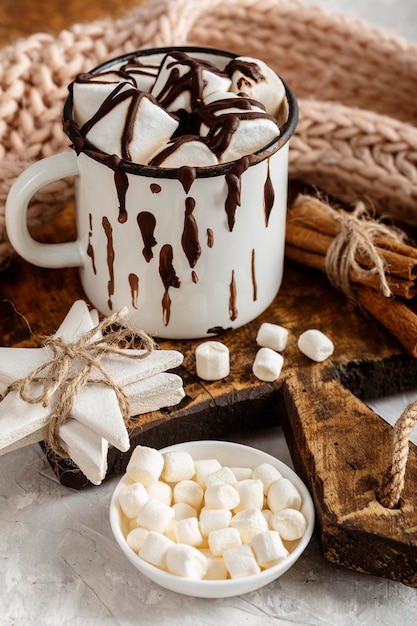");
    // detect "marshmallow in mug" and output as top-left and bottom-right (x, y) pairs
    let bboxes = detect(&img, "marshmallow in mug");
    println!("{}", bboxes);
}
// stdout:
(72, 50), (286, 167)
